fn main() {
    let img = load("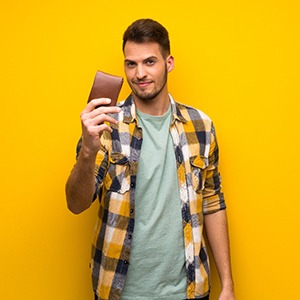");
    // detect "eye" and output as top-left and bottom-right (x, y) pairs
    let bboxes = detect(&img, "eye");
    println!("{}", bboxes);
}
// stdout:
(125, 61), (136, 68)
(146, 59), (155, 65)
